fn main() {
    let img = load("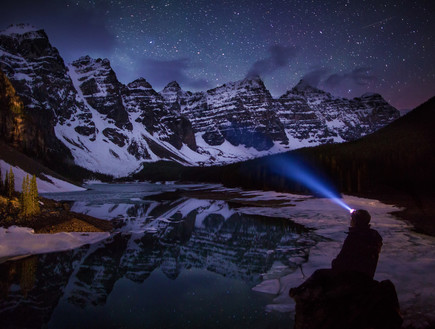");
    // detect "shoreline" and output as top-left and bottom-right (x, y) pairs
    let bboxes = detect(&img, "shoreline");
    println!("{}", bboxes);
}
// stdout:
(352, 191), (435, 237)
(0, 196), (113, 234)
